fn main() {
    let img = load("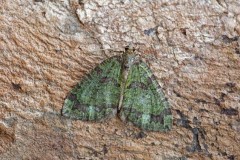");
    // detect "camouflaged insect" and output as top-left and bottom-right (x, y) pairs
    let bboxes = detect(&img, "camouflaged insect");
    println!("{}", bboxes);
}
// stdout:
(62, 48), (172, 132)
